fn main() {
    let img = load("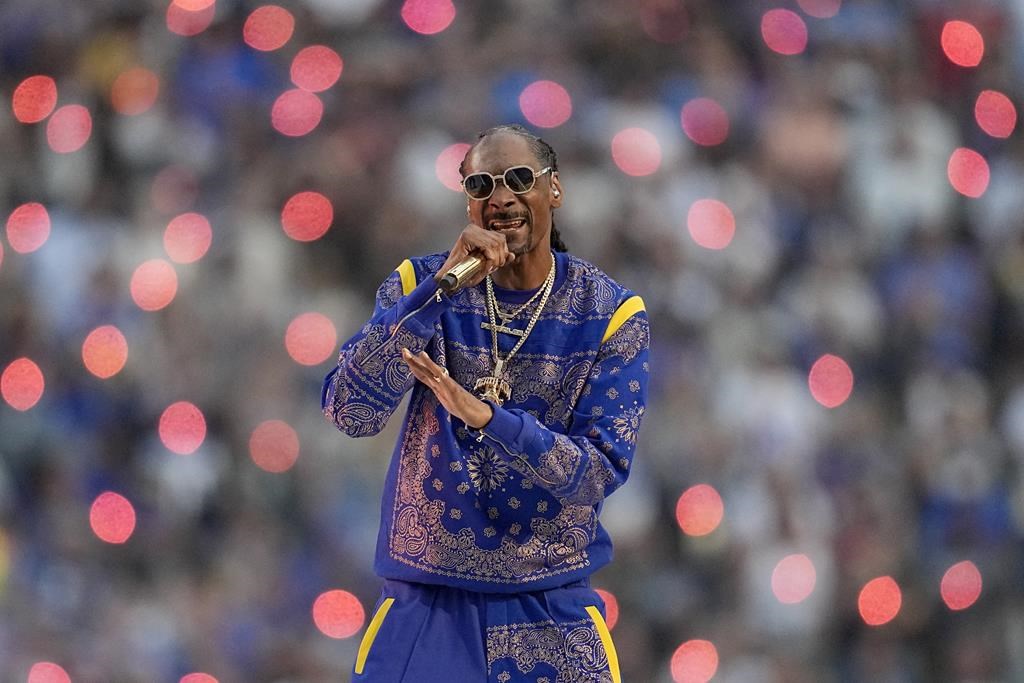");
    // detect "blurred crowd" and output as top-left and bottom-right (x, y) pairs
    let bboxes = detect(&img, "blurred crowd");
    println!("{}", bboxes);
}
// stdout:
(2, 0), (1024, 681)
